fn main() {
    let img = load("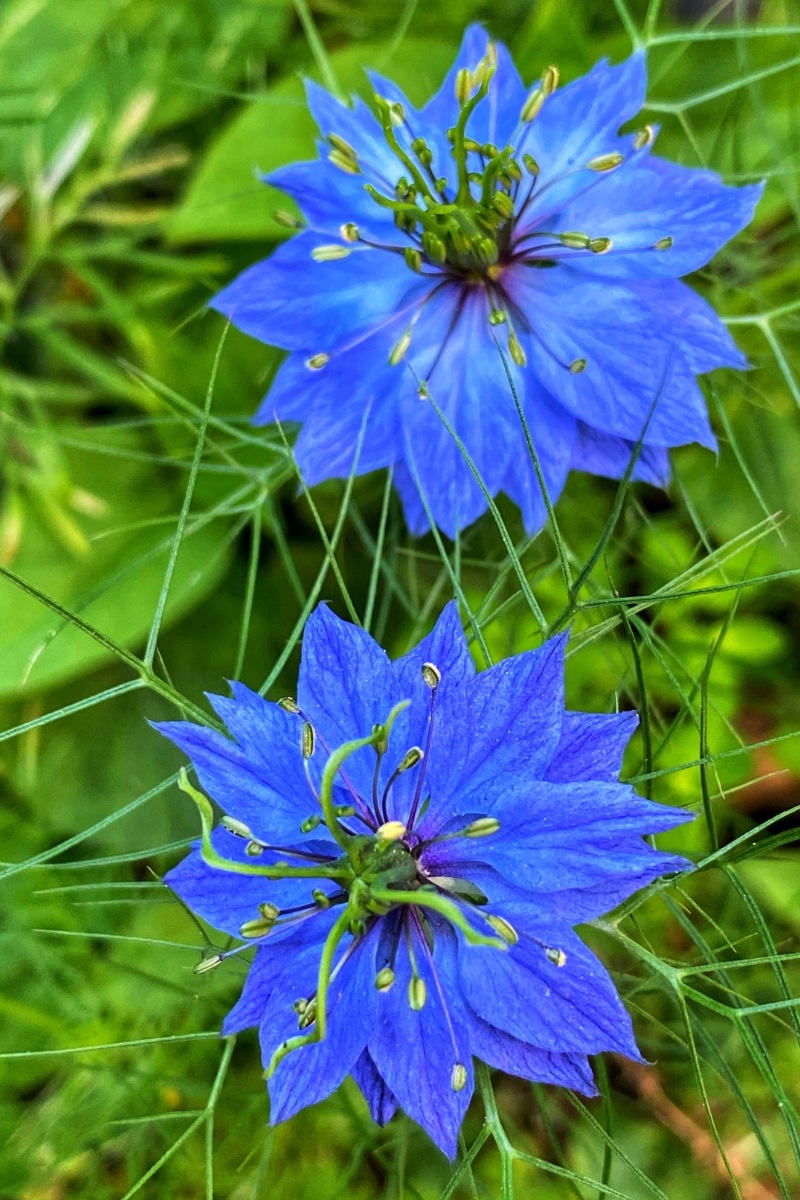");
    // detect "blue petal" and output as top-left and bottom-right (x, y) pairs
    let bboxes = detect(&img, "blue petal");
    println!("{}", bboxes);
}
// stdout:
(422, 26), (526, 149)
(504, 267), (716, 448)
(165, 833), (335, 940)
(626, 278), (749, 373)
(351, 1050), (399, 1125)
(569, 423), (672, 487)
(398, 282), (522, 538)
(304, 80), (402, 187)
(545, 710), (639, 783)
(553, 159), (763, 279)
(254, 323), (409, 463)
(465, 1009), (598, 1095)
(499, 380), (576, 533)
(268, 157), (400, 242)
(257, 333), (407, 480)
(222, 917), (336, 1035)
(421, 24), (494, 134)
(368, 920), (473, 1159)
(154, 719), (316, 847)
(394, 599), (476, 692)
(266, 921), (382, 1122)
(459, 921), (644, 1059)
(417, 635), (567, 837)
(297, 603), (405, 802)
(387, 601), (476, 824)
(468, 778), (691, 836)
(212, 234), (424, 353)
(520, 54), (647, 187)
